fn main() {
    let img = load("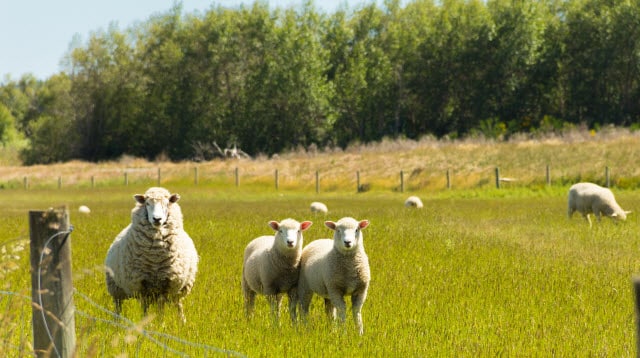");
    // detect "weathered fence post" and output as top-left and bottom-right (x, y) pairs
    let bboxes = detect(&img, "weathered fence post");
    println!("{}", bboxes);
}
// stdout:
(495, 167), (501, 189)
(356, 171), (360, 192)
(275, 169), (279, 190)
(446, 169), (451, 189)
(29, 206), (76, 358)
(235, 167), (239, 187)
(633, 276), (640, 358)
(605, 166), (610, 188)
(400, 170), (404, 193)
(157, 168), (161, 185)
(124, 172), (128, 186)
(24, 176), (29, 189)
(194, 167), (199, 186)
(546, 165), (551, 186)
(91, 176), (95, 189)
(57, 177), (62, 189)
(315, 171), (319, 193)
